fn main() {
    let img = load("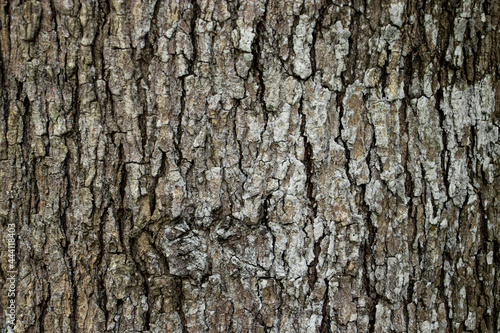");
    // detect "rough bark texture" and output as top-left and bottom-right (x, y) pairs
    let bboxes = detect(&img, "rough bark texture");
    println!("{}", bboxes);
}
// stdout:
(1, 0), (499, 332)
